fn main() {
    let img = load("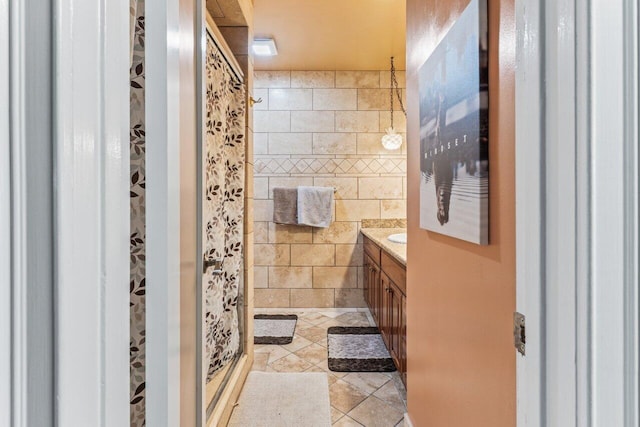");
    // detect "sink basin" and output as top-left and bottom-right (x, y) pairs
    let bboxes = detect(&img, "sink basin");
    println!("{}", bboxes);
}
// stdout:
(387, 233), (407, 244)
